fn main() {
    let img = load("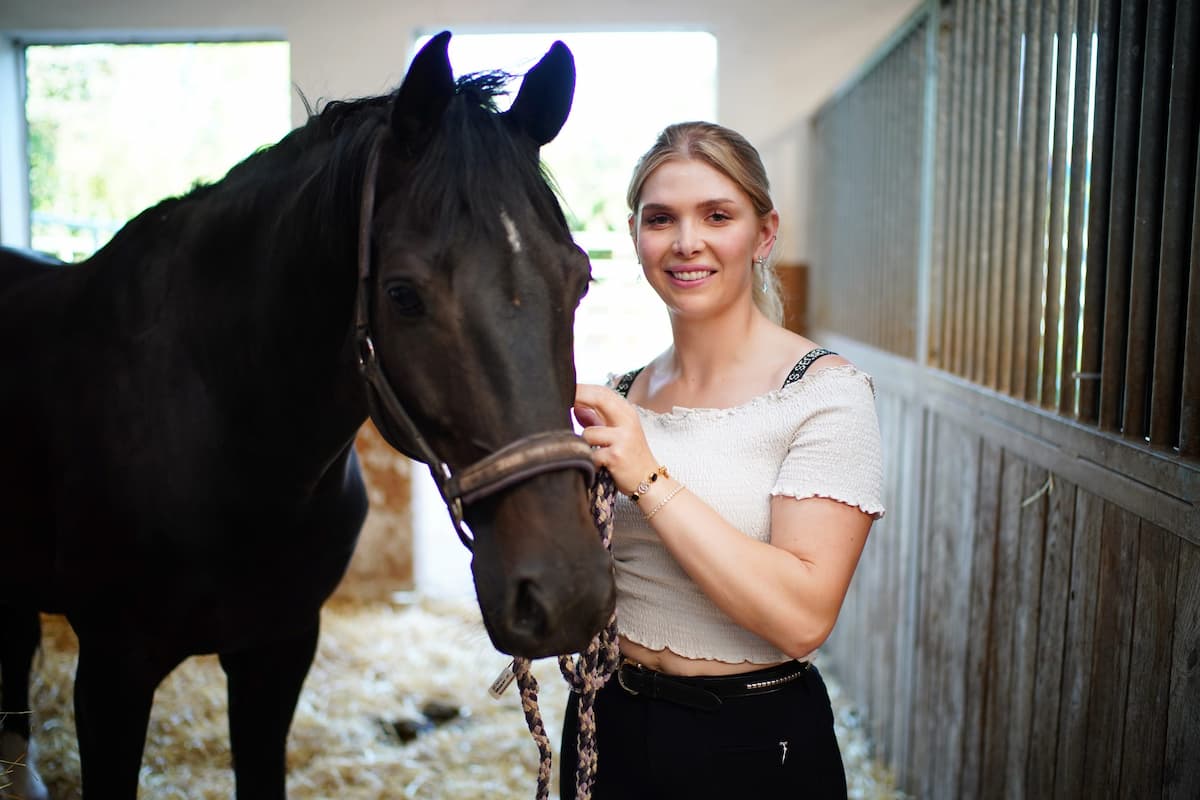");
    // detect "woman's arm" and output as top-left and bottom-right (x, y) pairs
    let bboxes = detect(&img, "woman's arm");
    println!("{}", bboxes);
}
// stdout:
(575, 382), (874, 660)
